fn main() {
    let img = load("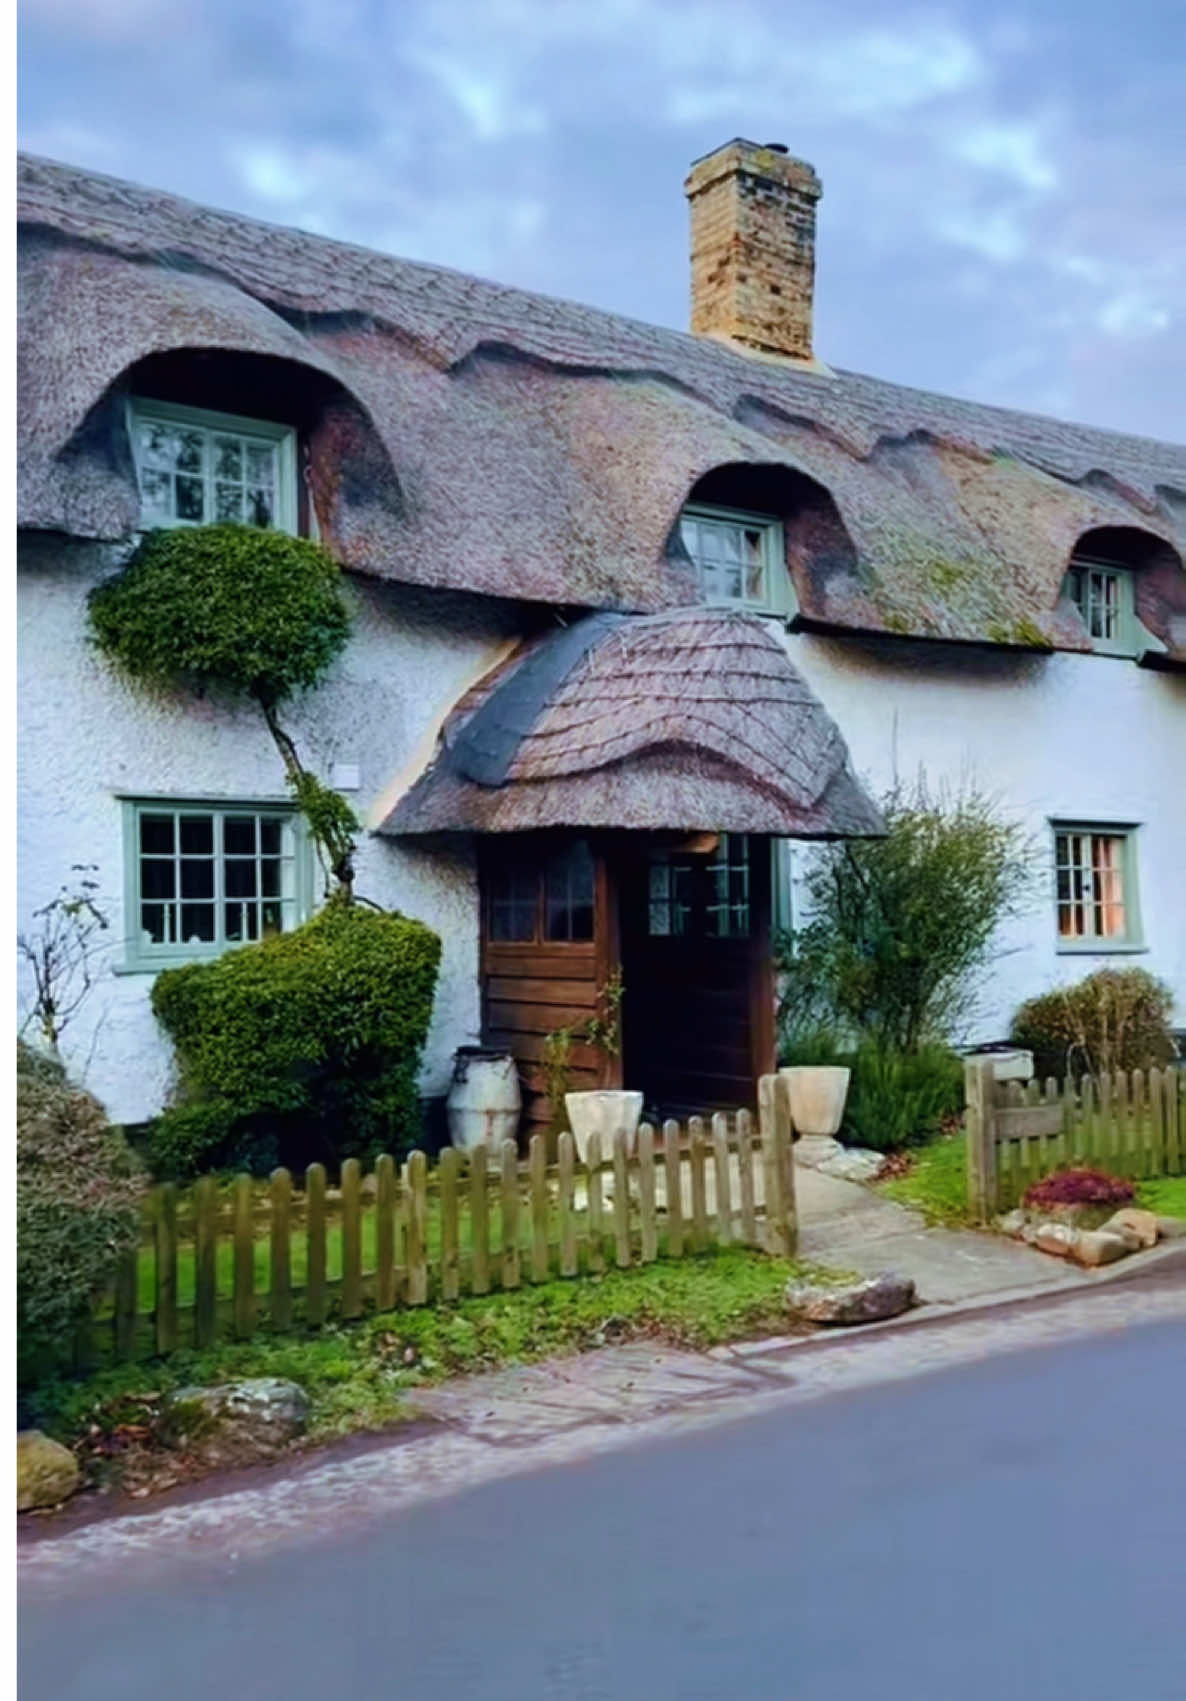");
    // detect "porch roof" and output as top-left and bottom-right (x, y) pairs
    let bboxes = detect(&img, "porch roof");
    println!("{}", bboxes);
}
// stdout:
(376, 606), (884, 839)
